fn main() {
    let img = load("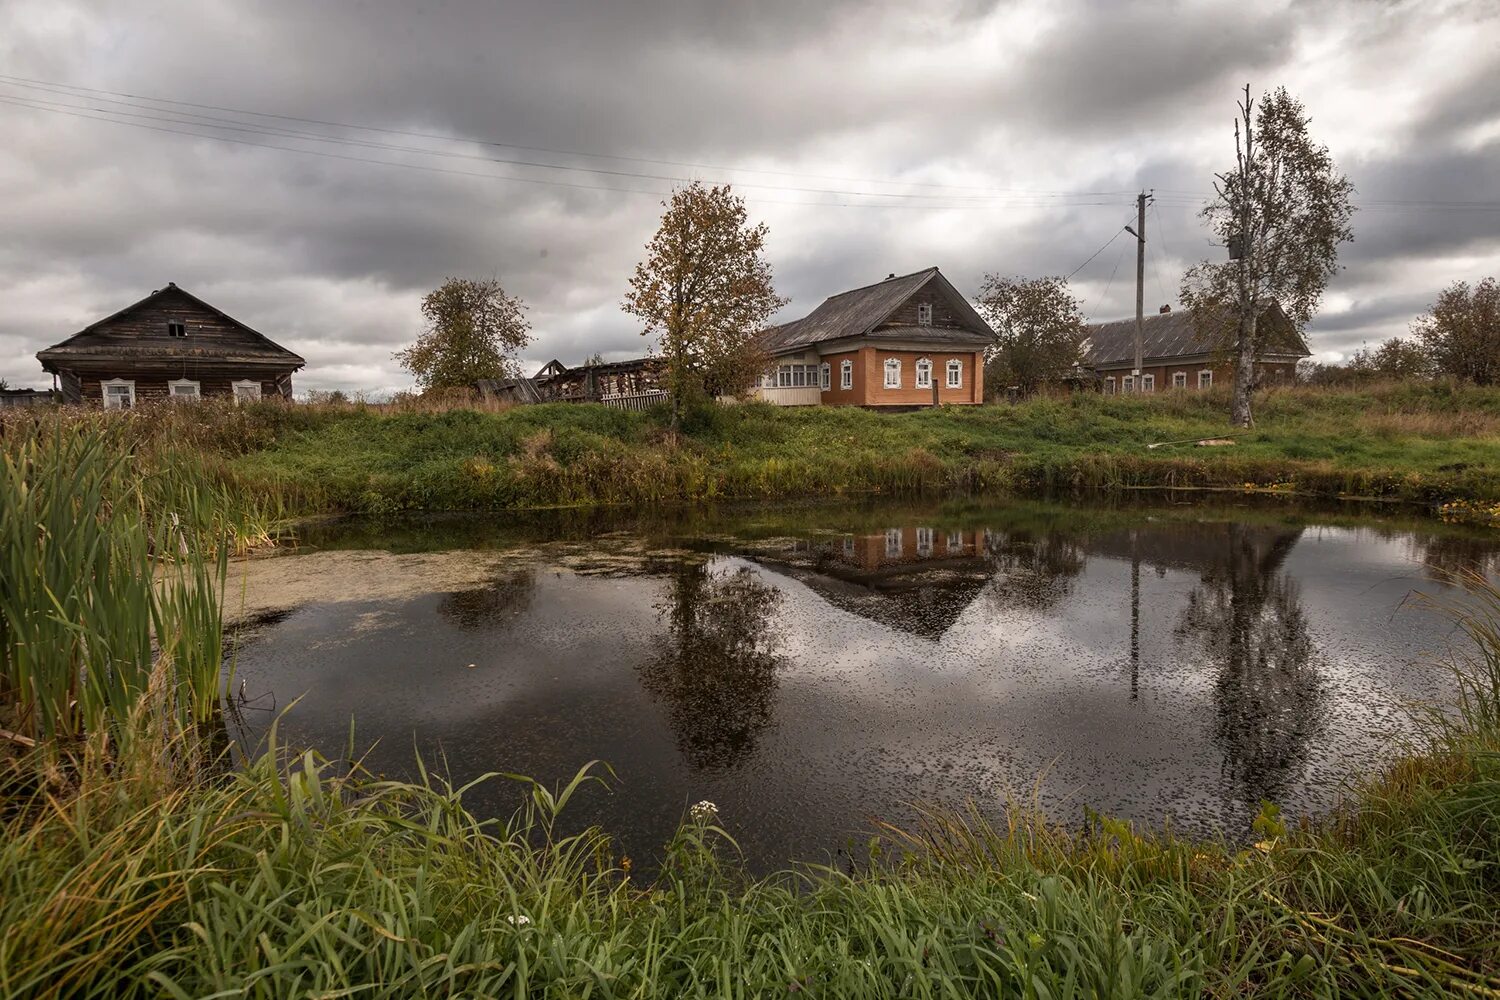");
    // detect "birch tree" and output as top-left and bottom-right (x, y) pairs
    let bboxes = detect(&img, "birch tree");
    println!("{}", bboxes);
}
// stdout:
(624, 183), (786, 429)
(1182, 86), (1355, 426)
(394, 278), (531, 392)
